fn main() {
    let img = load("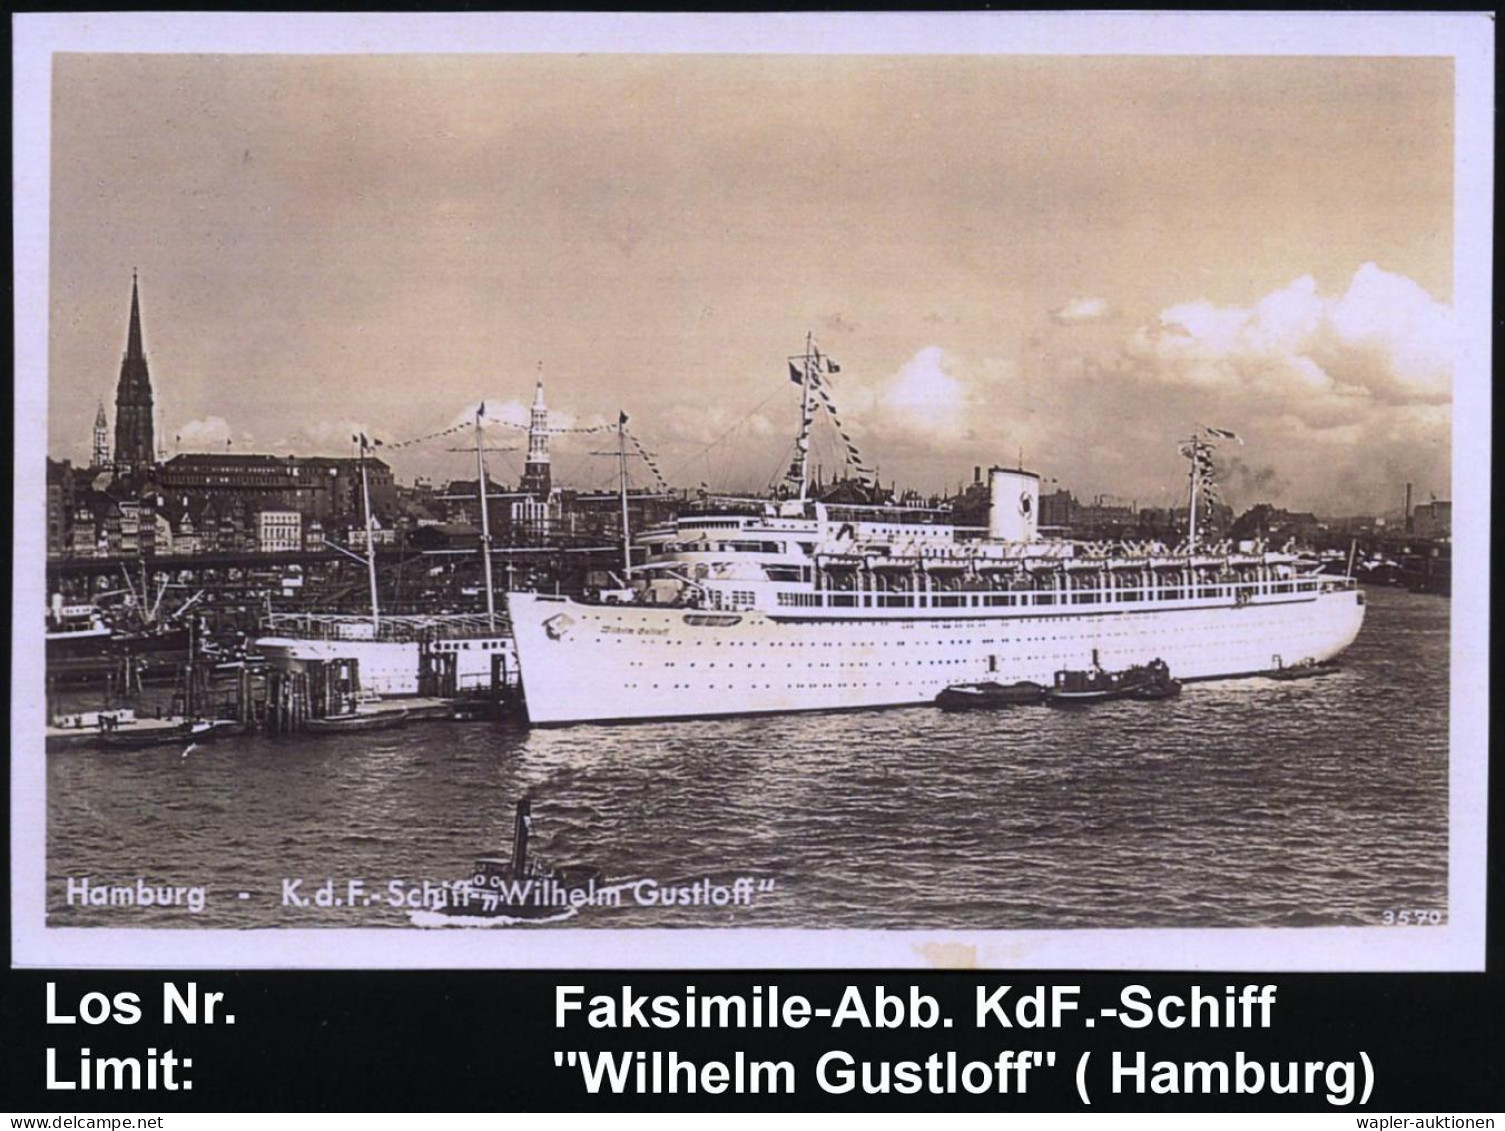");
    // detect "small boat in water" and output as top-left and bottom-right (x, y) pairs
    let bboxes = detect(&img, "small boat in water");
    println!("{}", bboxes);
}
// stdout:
(439, 799), (601, 922)
(1046, 658), (1174, 707)
(303, 708), (409, 734)
(935, 680), (1046, 711)
(47, 707), (138, 750)
(97, 718), (219, 750)
(1266, 657), (1338, 681)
